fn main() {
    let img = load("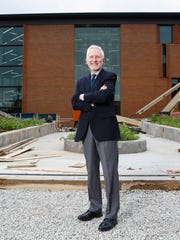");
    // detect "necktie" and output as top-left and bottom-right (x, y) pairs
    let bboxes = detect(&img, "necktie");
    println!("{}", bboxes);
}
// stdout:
(91, 74), (96, 88)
